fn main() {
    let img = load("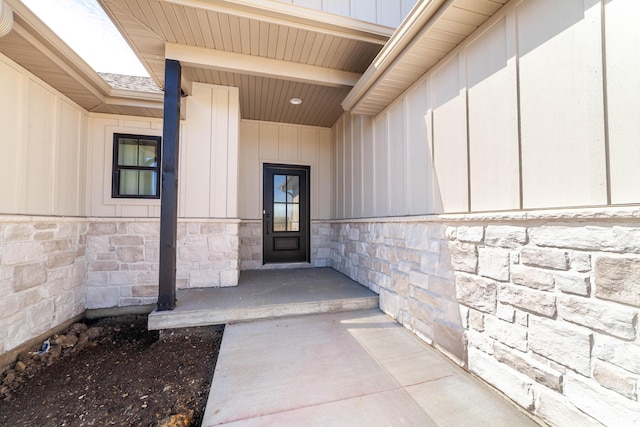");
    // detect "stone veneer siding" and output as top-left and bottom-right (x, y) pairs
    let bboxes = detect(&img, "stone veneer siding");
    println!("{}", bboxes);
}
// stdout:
(239, 220), (333, 270)
(0, 216), (87, 356)
(329, 207), (640, 426)
(85, 219), (240, 309)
